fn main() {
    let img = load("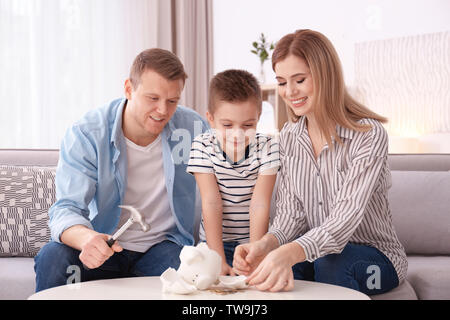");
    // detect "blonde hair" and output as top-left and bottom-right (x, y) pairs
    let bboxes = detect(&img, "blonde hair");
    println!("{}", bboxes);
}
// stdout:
(130, 48), (187, 89)
(272, 29), (387, 147)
